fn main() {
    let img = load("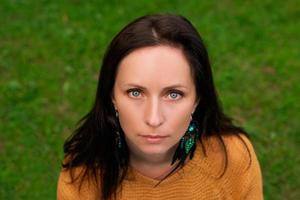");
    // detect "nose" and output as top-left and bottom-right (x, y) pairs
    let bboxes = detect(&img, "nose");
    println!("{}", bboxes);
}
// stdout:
(145, 97), (164, 127)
